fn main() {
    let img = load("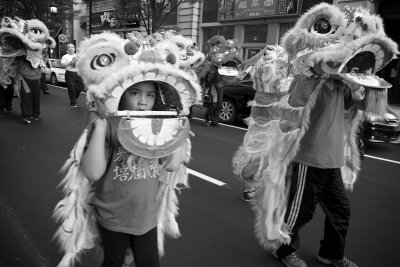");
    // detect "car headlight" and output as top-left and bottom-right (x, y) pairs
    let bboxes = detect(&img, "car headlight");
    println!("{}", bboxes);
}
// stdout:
(385, 113), (398, 121)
